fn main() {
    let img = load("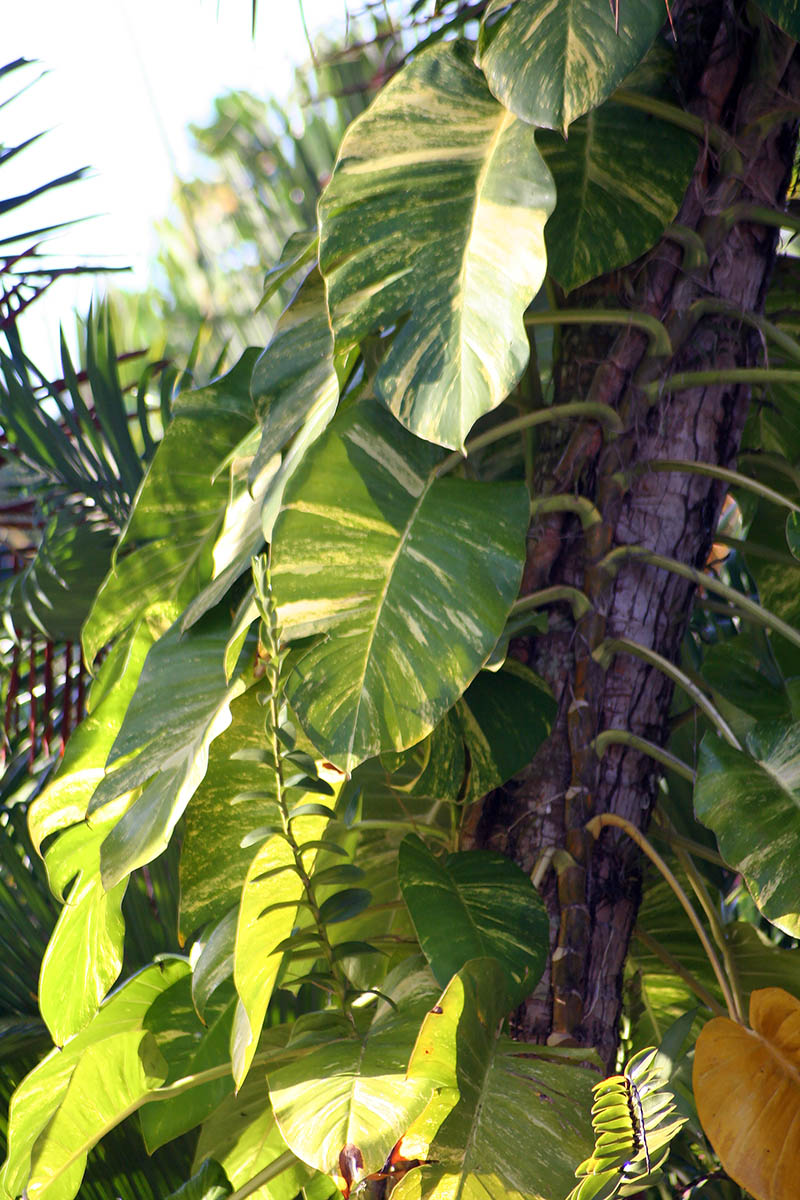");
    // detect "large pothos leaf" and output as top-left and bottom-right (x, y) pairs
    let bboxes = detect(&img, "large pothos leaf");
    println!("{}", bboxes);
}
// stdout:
(83, 351), (260, 665)
(271, 401), (529, 773)
(268, 959), (439, 1177)
(27, 620), (156, 1046)
(478, 0), (664, 134)
(694, 722), (800, 936)
(395, 958), (597, 1200)
(318, 40), (554, 451)
(231, 777), (342, 1088)
(249, 267), (339, 487)
(86, 613), (247, 890)
(182, 269), (341, 632)
(537, 95), (697, 292)
(455, 660), (555, 804)
(694, 987), (800, 1200)
(193, 1074), (317, 1200)
(398, 836), (549, 1003)
(25, 1030), (167, 1200)
(0, 960), (187, 1200)
(179, 686), (275, 940)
